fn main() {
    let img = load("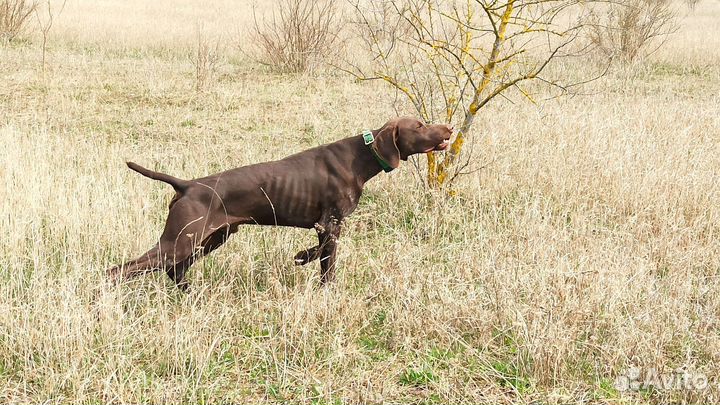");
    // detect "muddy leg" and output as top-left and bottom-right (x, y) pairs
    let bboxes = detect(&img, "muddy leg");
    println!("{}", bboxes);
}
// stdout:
(316, 218), (341, 284)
